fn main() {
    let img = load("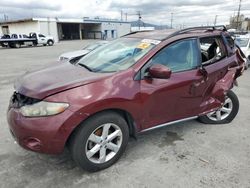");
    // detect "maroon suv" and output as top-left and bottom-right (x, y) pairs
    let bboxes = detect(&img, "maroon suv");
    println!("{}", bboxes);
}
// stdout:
(7, 26), (245, 172)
